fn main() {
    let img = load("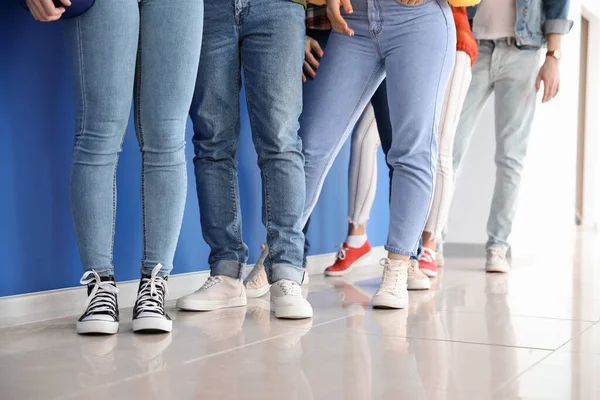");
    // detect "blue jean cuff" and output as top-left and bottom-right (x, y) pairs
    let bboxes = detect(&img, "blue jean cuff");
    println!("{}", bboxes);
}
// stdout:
(269, 263), (304, 285)
(384, 245), (417, 258)
(211, 260), (244, 279)
(141, 265), (172, 278)
(90, 268), (114, 278)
